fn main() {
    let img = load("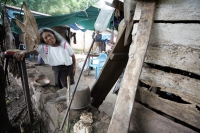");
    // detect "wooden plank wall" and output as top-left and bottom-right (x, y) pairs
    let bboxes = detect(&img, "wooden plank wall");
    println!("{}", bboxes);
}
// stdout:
(129, 0), (200, 132)
(108, 1), (156, 133)
(129, 102), (197, 133)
